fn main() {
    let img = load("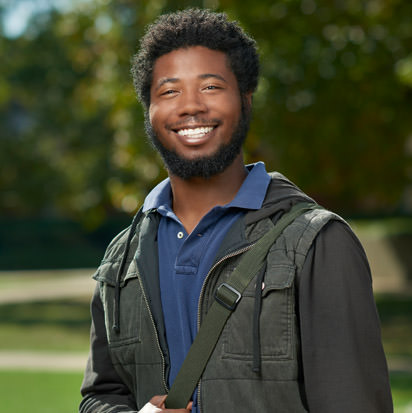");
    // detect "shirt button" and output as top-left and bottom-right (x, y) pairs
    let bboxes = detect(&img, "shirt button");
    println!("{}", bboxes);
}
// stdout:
(177, 231), (184, 239)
